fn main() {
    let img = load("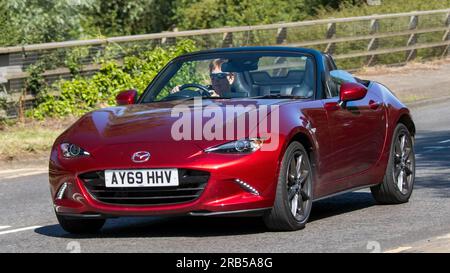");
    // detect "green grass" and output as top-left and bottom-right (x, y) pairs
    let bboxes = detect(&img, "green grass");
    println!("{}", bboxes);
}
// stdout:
(0, 122), (65, 161)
